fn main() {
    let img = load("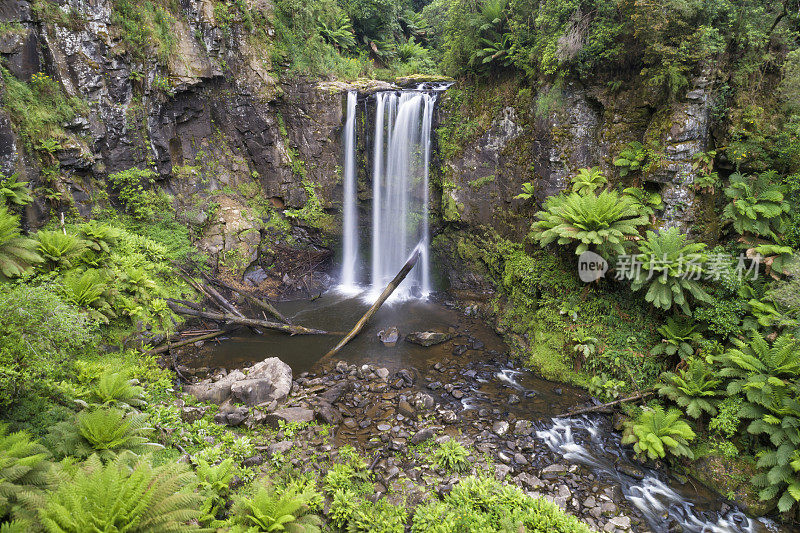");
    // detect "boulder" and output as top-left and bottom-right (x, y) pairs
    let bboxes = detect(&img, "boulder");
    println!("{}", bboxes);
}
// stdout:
(314, 401), (343, 425)
(264, 407), (314, 428)
(185, 358), (291, 407)
(405, 331), (453, 347)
